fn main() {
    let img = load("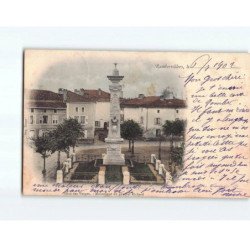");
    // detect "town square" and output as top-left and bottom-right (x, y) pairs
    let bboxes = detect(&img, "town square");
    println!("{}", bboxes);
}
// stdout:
(23, 50), (187, 189)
